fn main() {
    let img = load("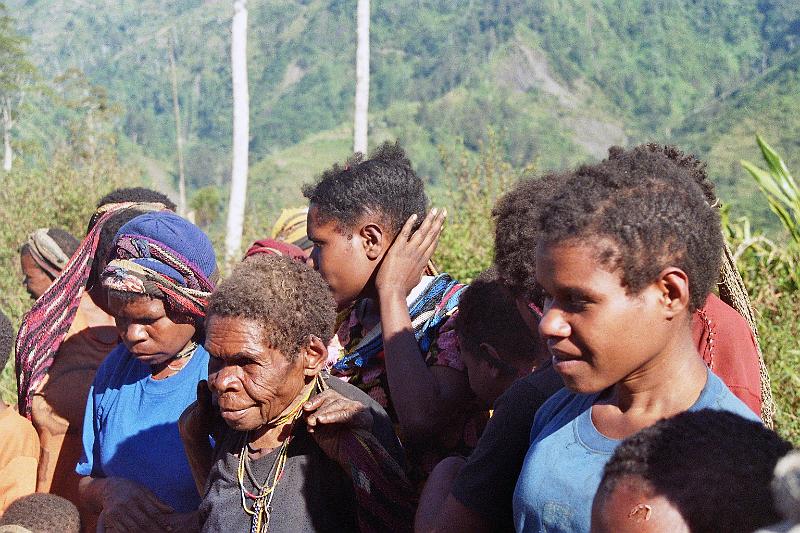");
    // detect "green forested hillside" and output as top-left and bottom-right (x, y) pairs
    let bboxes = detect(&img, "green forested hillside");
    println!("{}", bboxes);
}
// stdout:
(6, 0), (800, 233)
